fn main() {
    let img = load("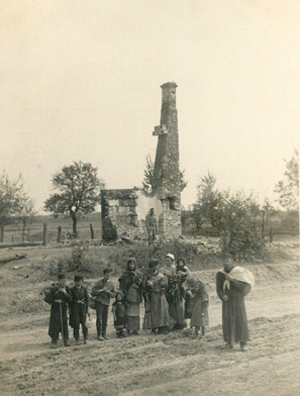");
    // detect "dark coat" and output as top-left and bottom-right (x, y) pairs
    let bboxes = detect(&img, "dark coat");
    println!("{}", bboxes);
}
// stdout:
(69, 285), (89, 329)
(44, 283), (72, 339)
(216, 271), (249, 344)
(112, 300), (127, 328)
